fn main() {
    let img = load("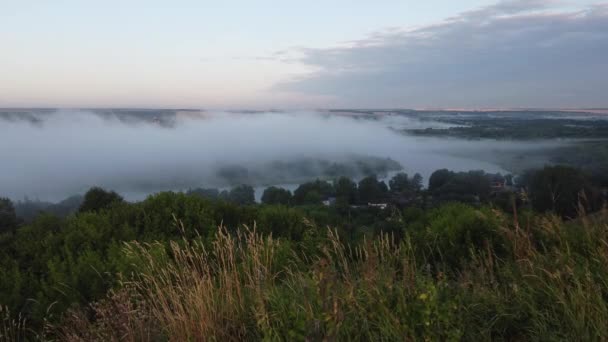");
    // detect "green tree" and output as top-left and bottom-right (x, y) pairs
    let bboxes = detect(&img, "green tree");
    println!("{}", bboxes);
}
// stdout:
(0, 197), (18, 232)
(389, 172), (423, 193)
(293, 180), (334, 205)
(187, 188), (220, 200)
(411, 173), (423, 191)
(79, 187), (124, 213)
(261, 187), (292, 205)
(228, 185), (255, 205)
(527, 166), (597, 218)
(335, 177), (358, 205)
(389, 173), (411, 193)
(428, 169), (453, 192)
(429, 169), (492, 203)
(358, 175), (388, 204)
